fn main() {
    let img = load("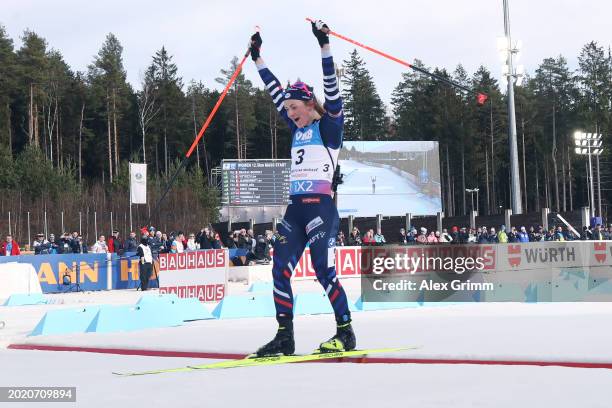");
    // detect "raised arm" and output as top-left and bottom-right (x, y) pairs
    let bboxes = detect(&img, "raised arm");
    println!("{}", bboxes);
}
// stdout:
(250, 32), (296, 132)
(312, 21), (343, 149)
